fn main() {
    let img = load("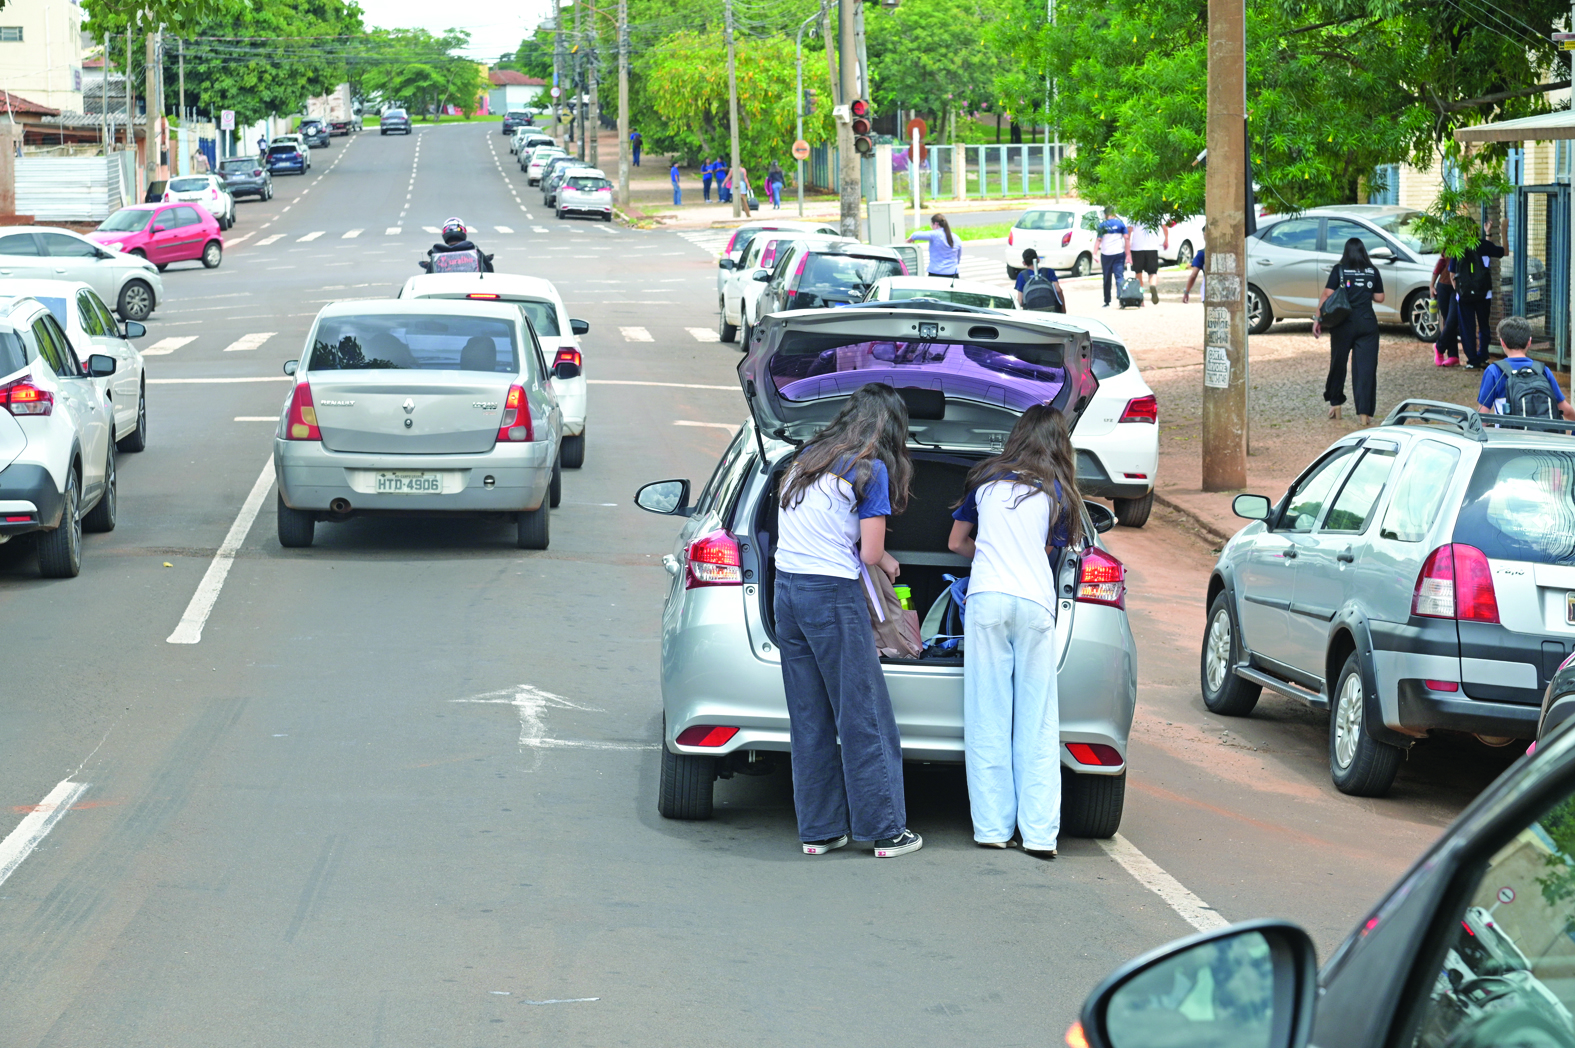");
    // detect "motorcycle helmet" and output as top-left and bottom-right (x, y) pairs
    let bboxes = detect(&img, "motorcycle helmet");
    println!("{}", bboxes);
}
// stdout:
(441, 217), (467, 245)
